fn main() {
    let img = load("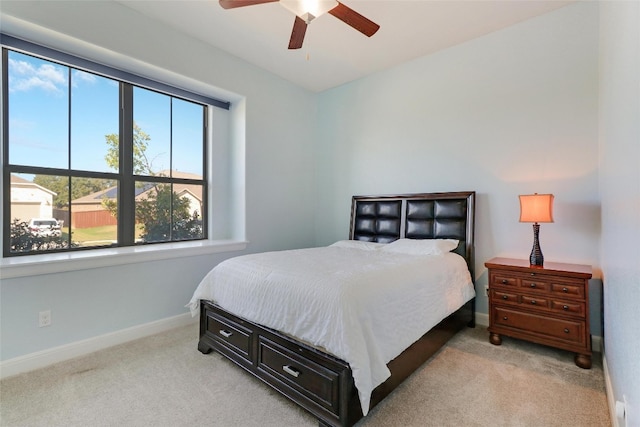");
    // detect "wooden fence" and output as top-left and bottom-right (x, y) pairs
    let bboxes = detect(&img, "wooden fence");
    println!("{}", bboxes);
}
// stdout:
(71, 210), (117, 229)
